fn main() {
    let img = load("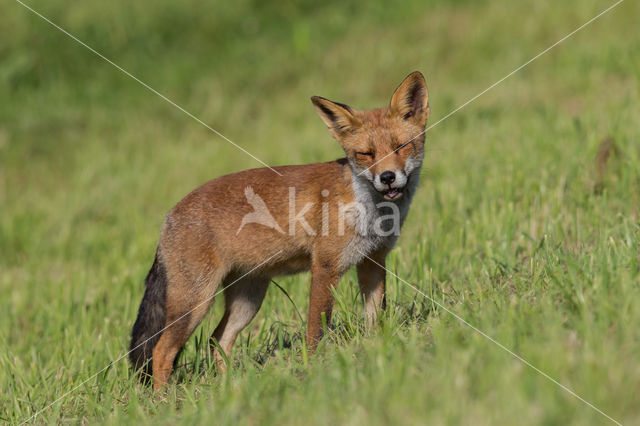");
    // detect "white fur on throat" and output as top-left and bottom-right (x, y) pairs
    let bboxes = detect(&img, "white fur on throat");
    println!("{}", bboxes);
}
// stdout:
(338, 159), (422, 270)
